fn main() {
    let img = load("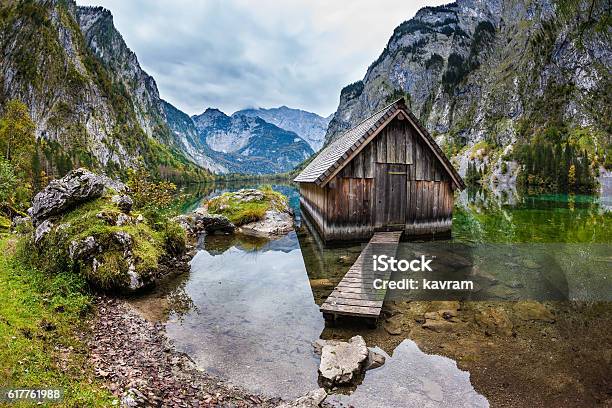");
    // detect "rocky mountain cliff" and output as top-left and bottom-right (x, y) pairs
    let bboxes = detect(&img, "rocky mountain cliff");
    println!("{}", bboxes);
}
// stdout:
(161, 101), (229, 173)
(236, 106), (331, 151)
(325, 0), (611, 185)
(191, 108), (314, 174)
(0, 0), (210, 180)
